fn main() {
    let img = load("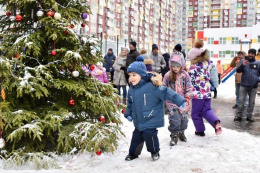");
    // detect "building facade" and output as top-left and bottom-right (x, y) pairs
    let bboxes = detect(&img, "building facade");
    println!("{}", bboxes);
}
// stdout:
(187, 0), (260, 50)
(197, 24), (260, 63)
(86, 0), (179, 55)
